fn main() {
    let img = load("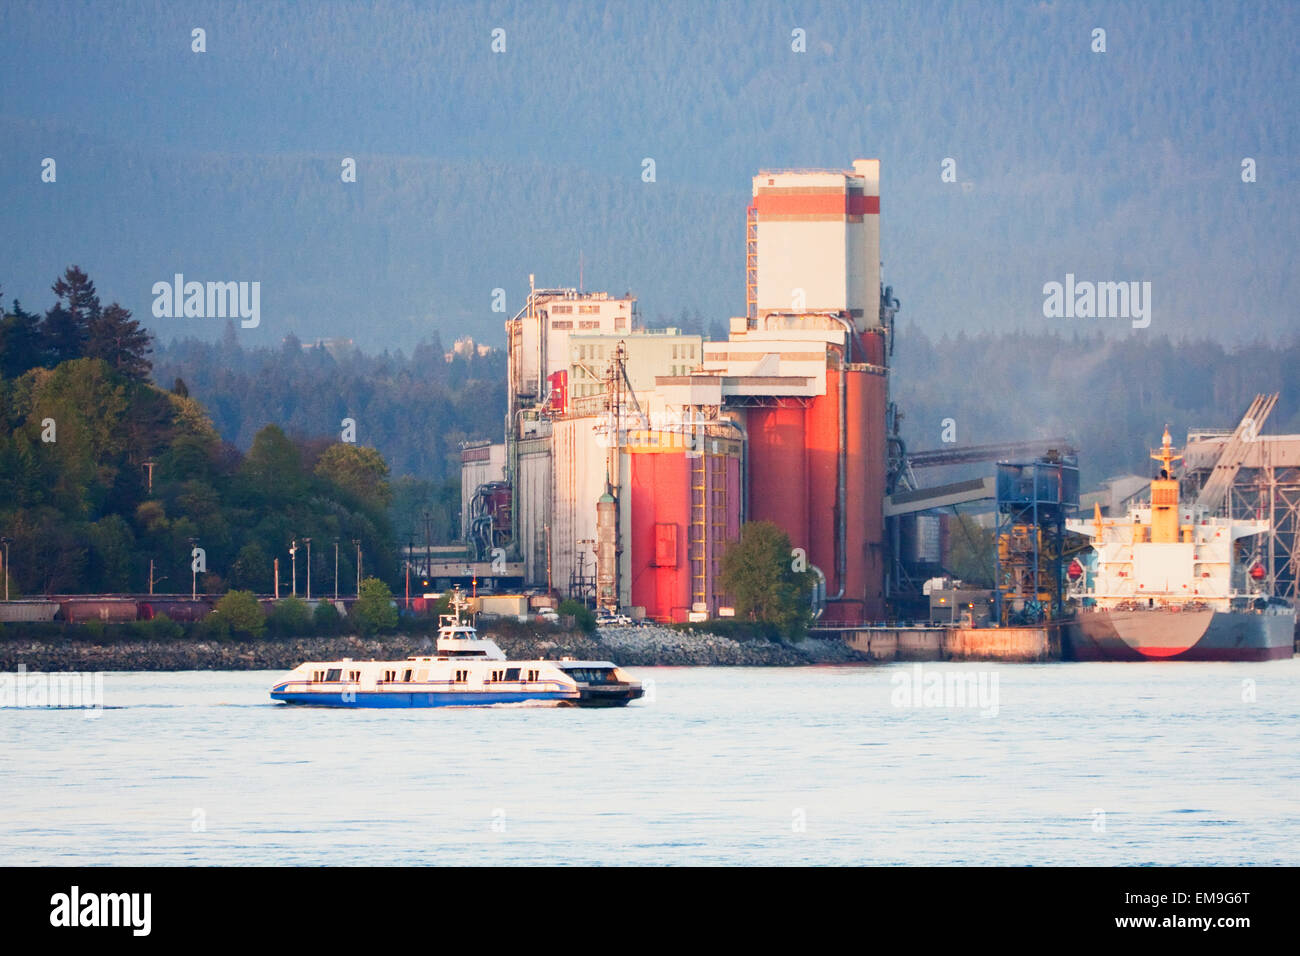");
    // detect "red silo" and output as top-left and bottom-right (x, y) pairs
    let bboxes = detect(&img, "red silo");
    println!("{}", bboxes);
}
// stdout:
(747, 405), (810, 553)
(626, 433), (743, 622)
(742, 352), (888, 625)
(843, 364), (887, 622)
(628, 447), (692, 622)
